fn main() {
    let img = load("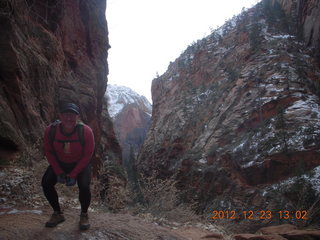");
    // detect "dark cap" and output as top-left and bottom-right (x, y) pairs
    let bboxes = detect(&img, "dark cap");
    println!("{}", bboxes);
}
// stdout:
(59, 103), (80, 115)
